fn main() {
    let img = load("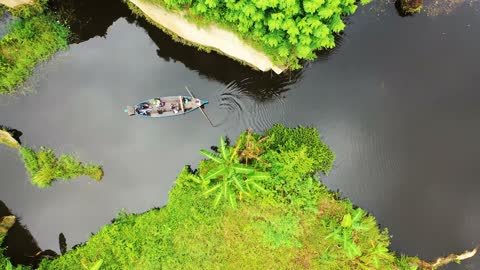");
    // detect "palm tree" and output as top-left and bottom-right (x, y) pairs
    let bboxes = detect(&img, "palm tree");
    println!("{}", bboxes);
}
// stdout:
(199, 136), (270, 208)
